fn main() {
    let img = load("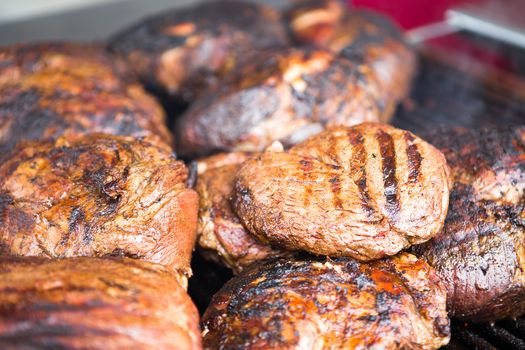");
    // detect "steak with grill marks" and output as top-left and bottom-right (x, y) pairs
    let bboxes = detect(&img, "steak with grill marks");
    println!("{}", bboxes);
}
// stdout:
(0, 256), (202, 350)
(107, 1), (288, 102)
(201, 253), (450, 349)
(0, 42), (172, 154)
(0, 134), (198, 286)
(196, 152), (287, 273)
(413, 126), (525, 322)
(176, 47), (384, 157)
(232, 123), (451, 260)
(286, 0), (416, 122)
